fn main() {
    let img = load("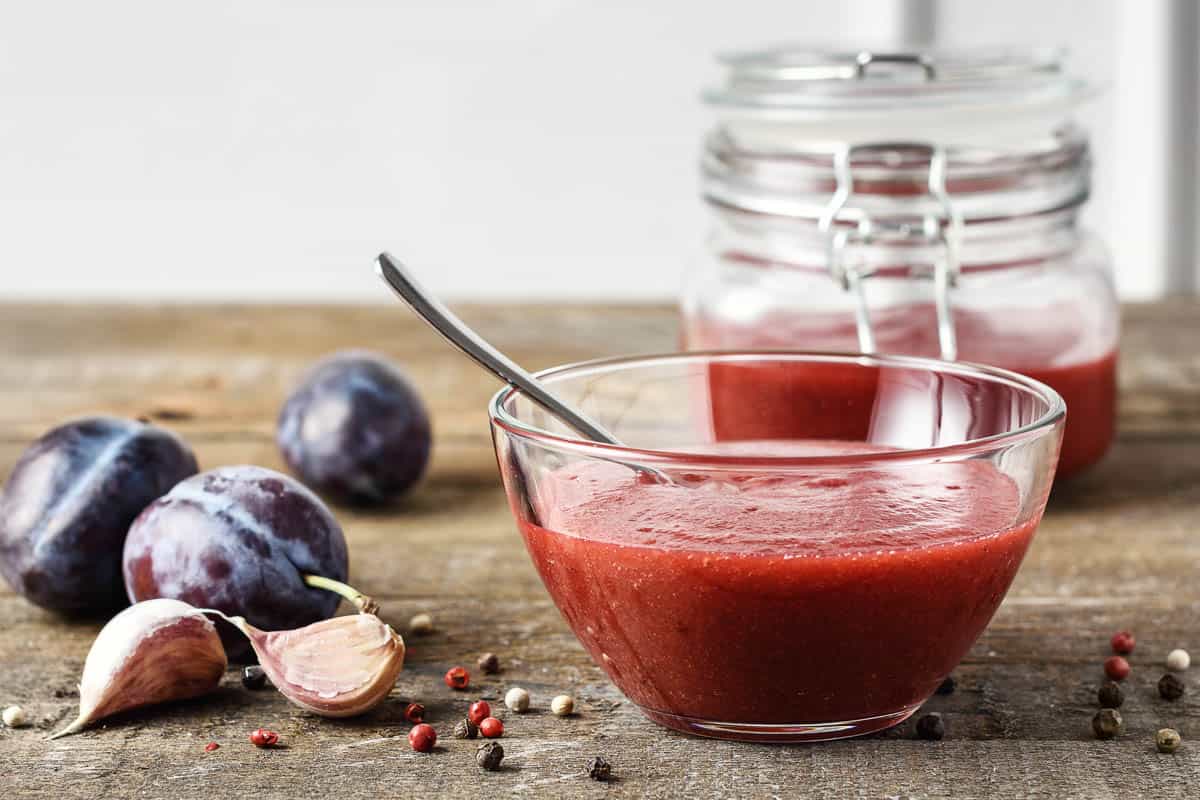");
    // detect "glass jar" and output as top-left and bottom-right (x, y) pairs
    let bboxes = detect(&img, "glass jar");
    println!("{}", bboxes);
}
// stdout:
(682, 48), (1118, 478)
